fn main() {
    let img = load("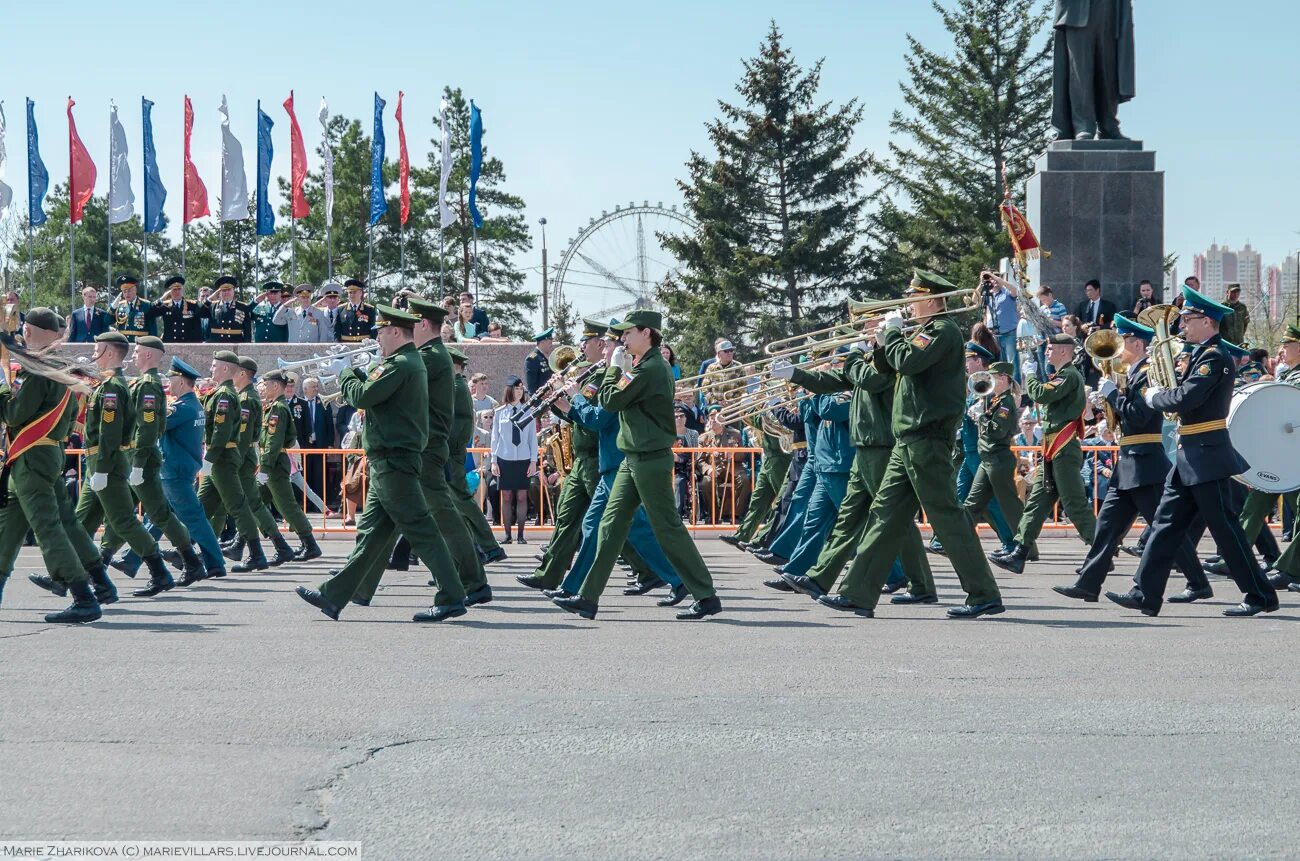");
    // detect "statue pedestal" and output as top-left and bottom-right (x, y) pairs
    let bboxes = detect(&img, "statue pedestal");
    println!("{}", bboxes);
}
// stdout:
(1026, 139), (1163, 313)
